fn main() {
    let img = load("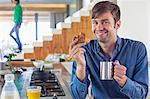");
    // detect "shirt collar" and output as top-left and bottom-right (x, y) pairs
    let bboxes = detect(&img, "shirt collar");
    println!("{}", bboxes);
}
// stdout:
(96, 36), (122, 53)
(116, 36), (122, 52)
